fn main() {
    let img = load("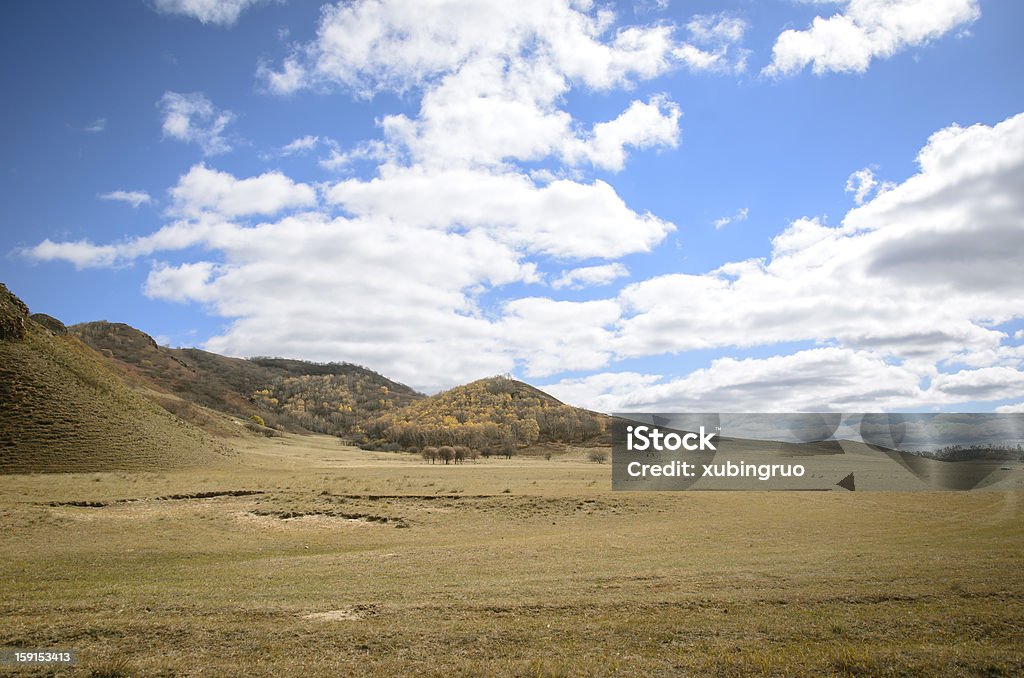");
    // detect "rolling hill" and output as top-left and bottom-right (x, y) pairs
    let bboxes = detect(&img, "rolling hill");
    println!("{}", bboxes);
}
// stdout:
(72, 323), (605, 451)
(364, 376), (608, 452)
(0, 285), (232, 473)
(4, 281), (605, 467)
(71, 322), (423, 435)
